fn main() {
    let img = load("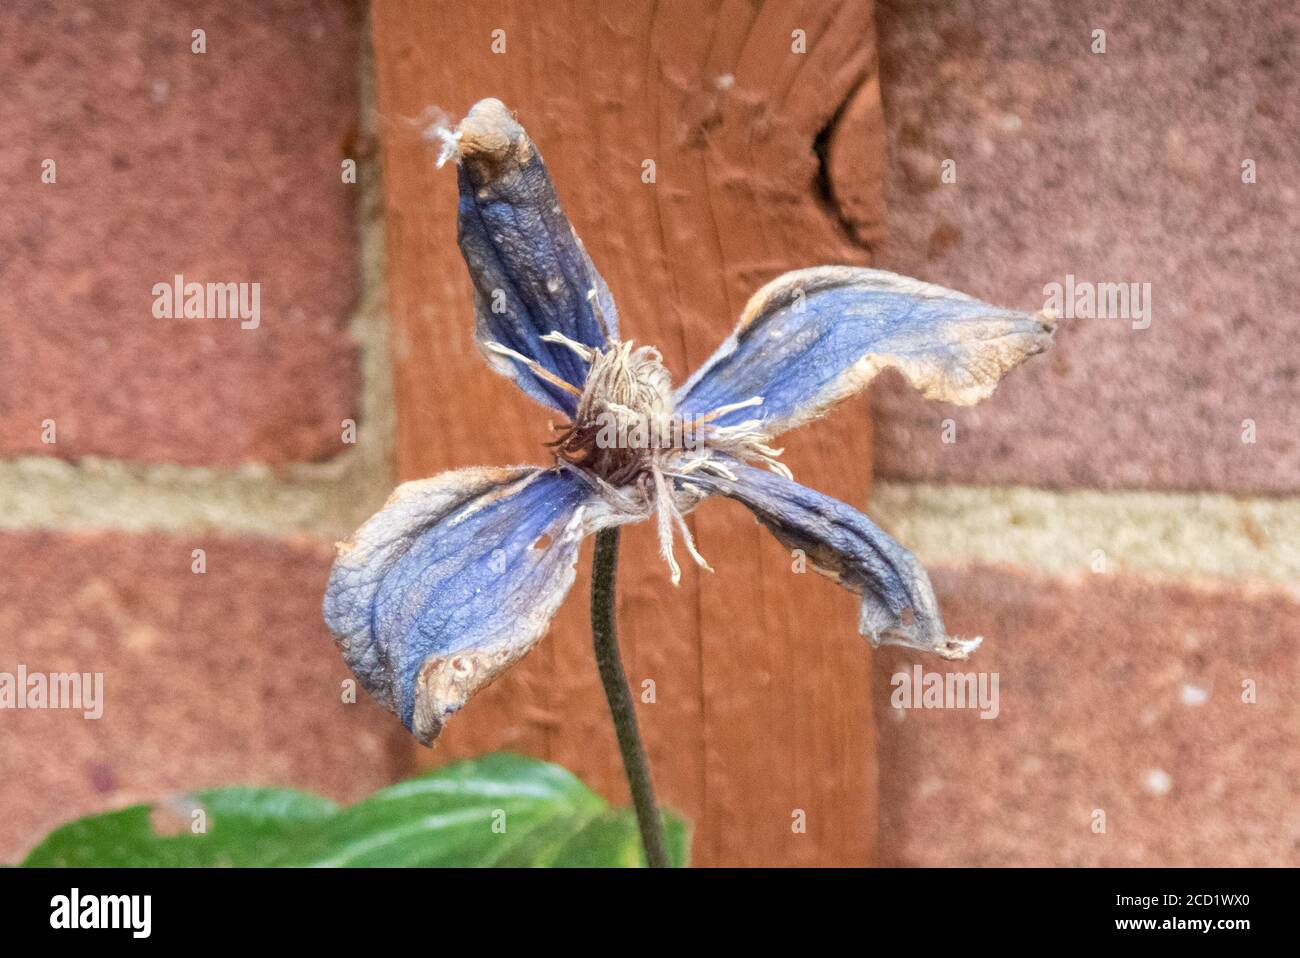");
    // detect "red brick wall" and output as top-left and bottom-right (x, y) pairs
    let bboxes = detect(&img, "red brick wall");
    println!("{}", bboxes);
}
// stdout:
(2, 0), (364, 465)
(869, 0), (1299, 865)
(874, 0), (1299, 494)
(0, 0), (406, 861)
